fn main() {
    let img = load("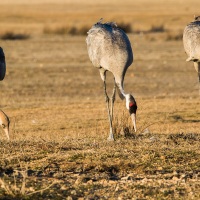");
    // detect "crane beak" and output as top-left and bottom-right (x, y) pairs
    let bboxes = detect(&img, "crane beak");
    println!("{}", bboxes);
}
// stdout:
(131, 113), (137, 132)
(4, 127), (10, 141)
